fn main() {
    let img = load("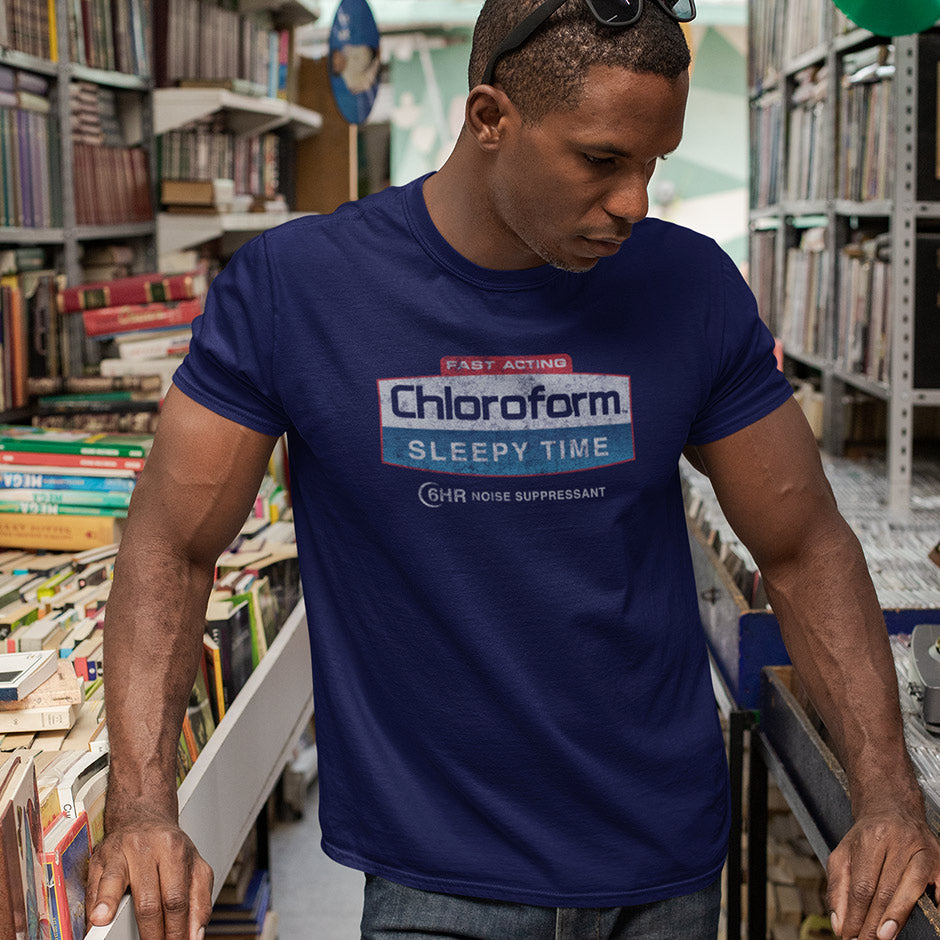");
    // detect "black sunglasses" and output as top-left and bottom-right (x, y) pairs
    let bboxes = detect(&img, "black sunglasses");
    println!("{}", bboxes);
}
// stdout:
(480, 0), (696, 87)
